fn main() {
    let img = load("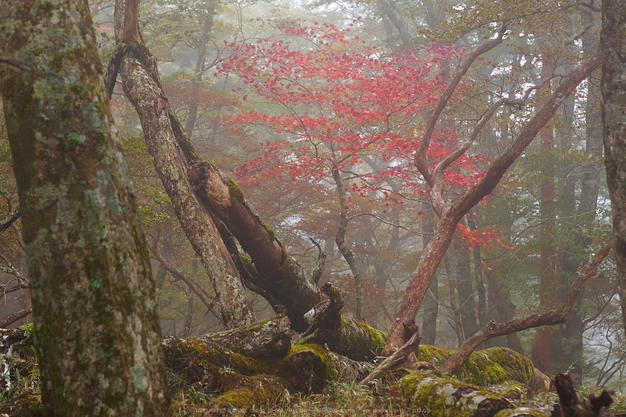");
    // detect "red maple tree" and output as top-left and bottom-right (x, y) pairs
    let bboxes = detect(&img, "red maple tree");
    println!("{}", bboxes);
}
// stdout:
(218, 20), (501, 317)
